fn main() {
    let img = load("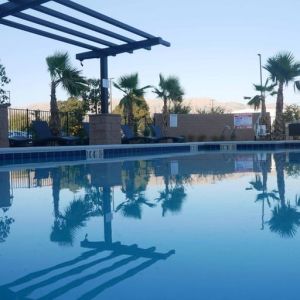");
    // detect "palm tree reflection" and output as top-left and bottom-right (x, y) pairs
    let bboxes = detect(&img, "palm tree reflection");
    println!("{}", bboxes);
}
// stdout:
(157, 168), (189, 217)
(50, 187), (103, 246)
(268, 153), (300, 238)
(116, 161), (155, 219)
